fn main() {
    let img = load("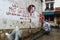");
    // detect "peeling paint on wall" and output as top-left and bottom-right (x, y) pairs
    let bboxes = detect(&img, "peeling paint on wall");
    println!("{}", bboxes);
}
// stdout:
(0, 0), (42, 29)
